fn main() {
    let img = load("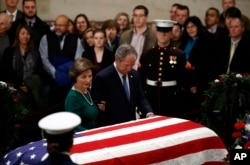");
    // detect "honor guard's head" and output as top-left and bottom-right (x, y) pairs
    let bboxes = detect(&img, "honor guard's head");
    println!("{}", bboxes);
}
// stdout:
(154, 19), (177, 32)
(38, 111), (81, 136)
(38, 112), (81, 155)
